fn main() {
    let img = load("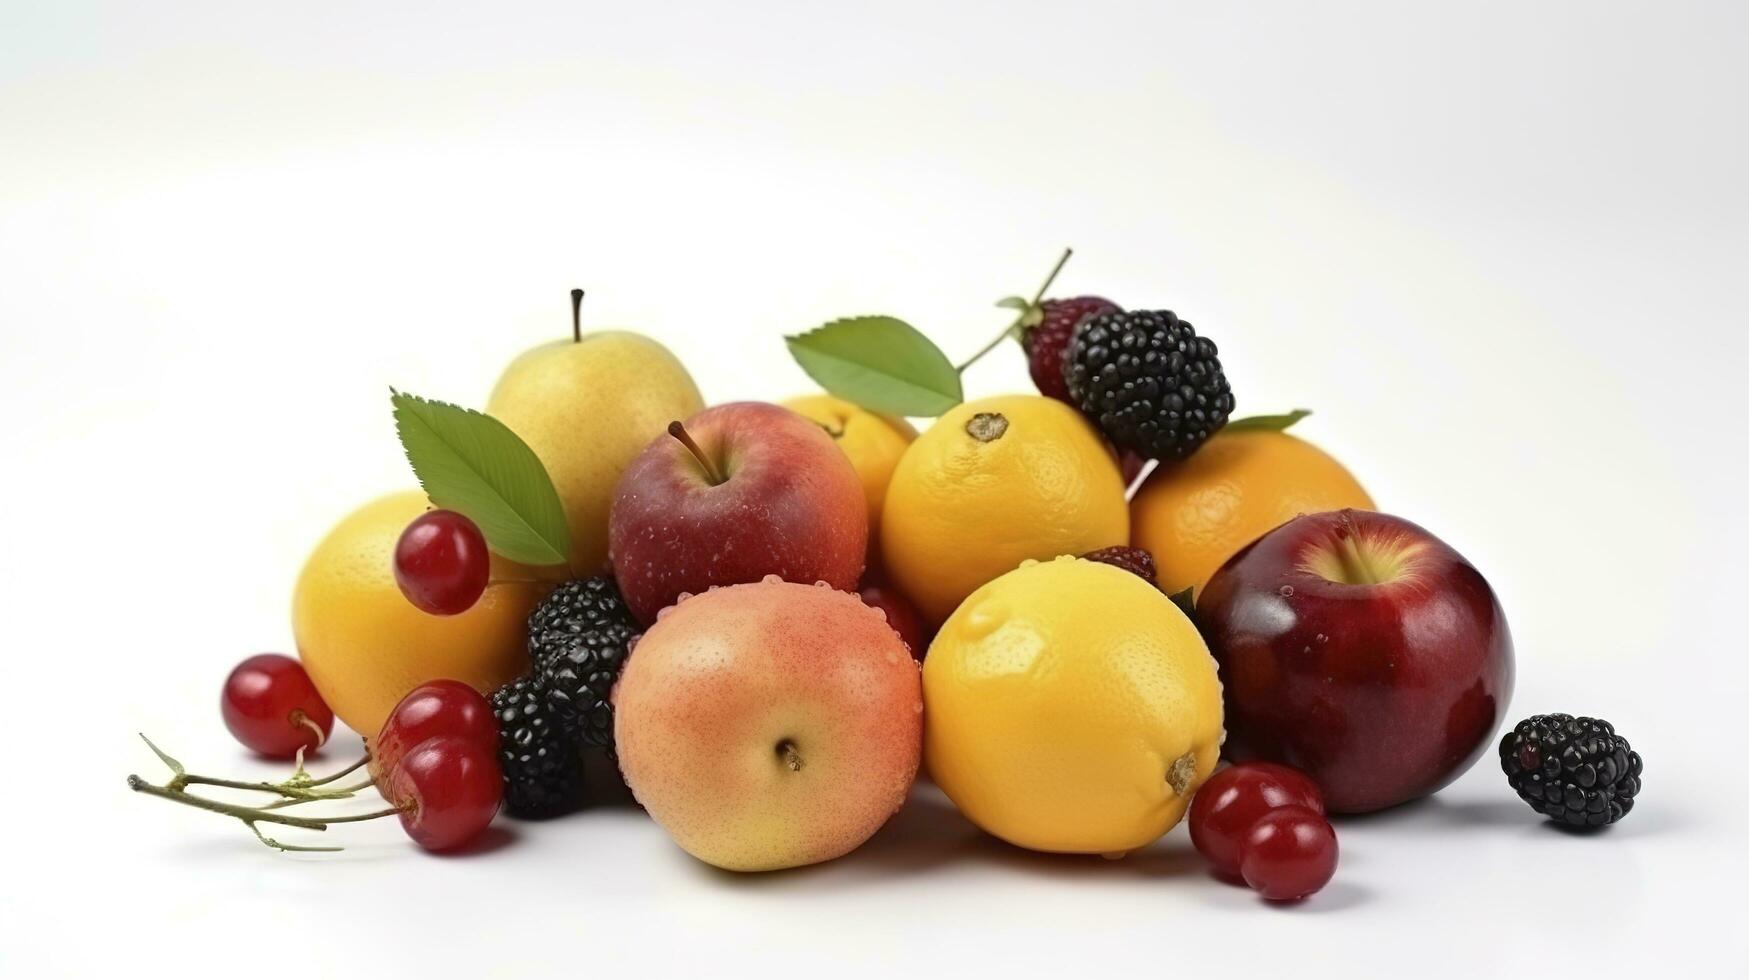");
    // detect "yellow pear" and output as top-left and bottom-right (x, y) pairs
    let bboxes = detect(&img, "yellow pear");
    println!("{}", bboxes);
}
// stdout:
(487, 293), (704, 575)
